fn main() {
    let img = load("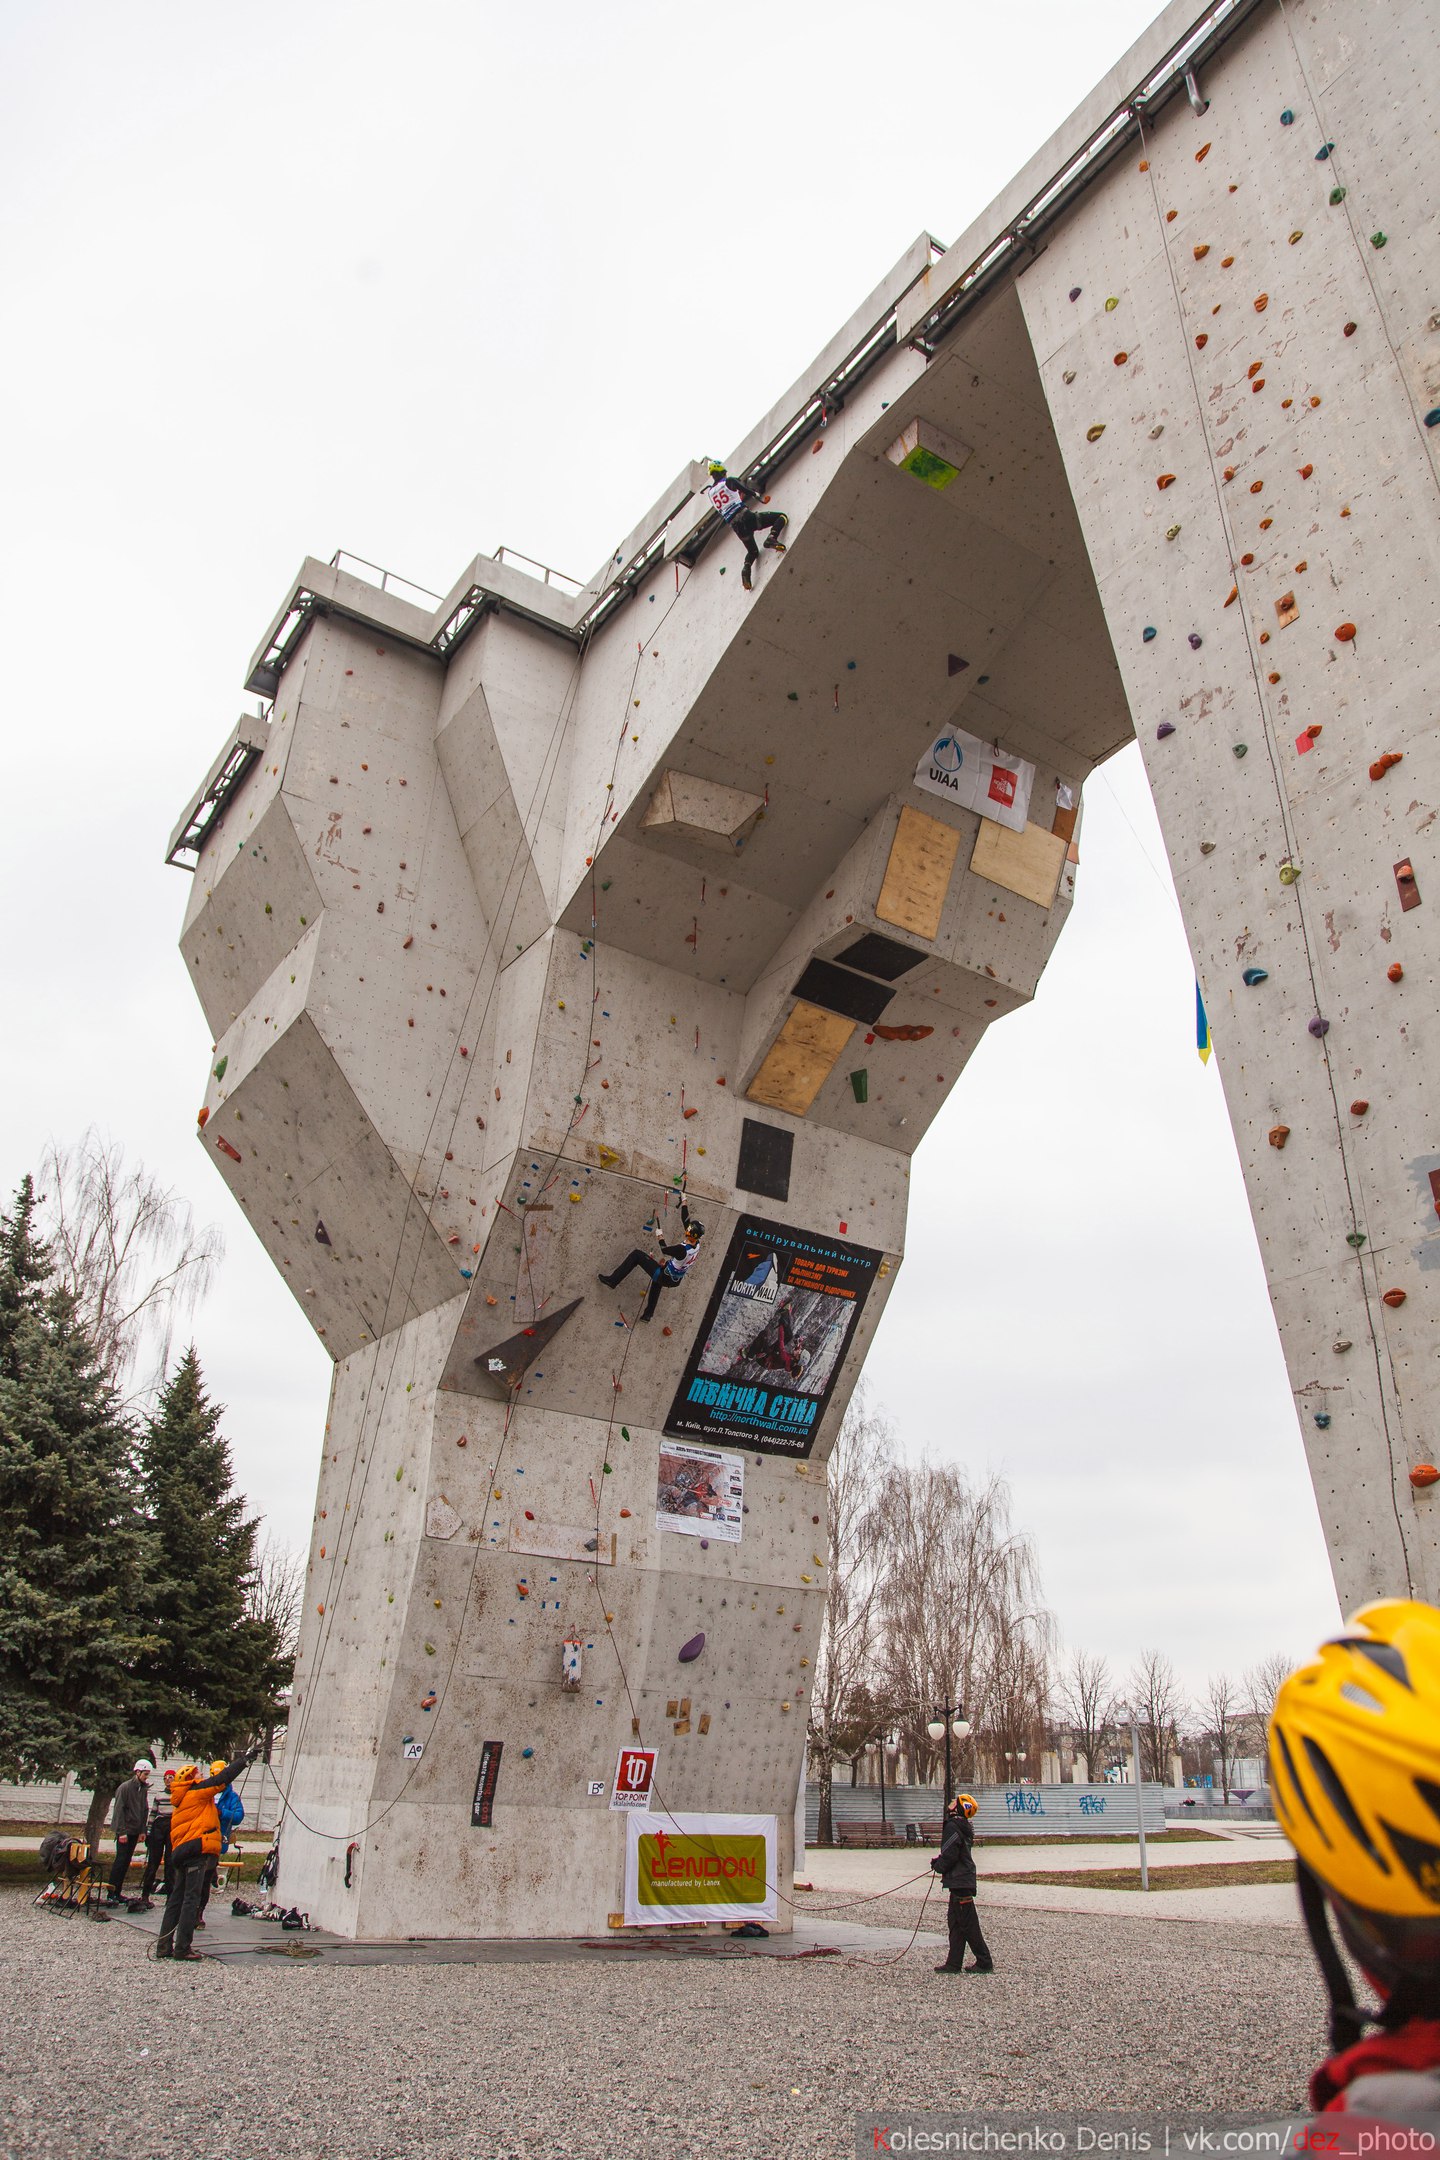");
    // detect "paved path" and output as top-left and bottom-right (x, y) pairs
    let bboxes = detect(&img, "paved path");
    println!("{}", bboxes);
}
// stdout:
(801, 1839), (1302, 1930)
